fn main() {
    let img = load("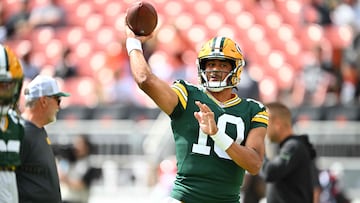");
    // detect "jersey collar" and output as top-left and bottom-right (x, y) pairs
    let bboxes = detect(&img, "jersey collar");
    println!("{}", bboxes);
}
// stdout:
(206, 92), (241, 108)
